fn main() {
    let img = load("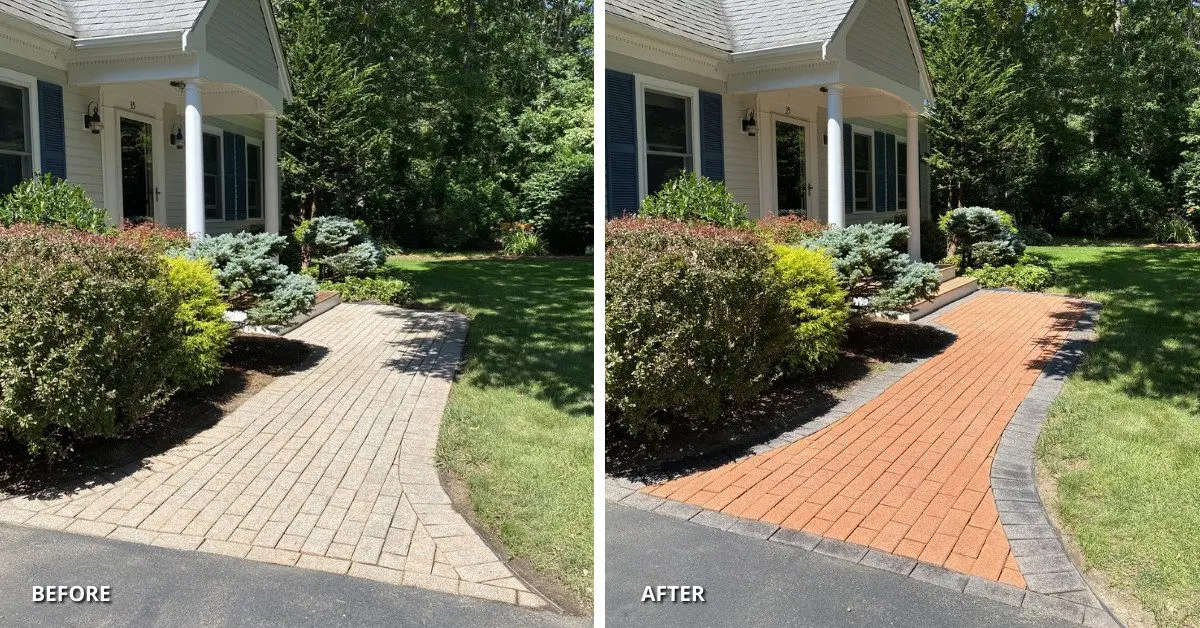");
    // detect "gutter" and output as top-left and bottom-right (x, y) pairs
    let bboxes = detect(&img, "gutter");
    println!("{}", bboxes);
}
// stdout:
(73, 30), (185, 50)
(729, 40), (826, 62)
